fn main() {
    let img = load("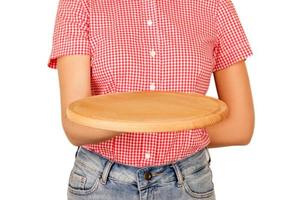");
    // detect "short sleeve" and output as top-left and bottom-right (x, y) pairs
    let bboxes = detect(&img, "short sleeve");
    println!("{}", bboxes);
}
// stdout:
(212, 0), (253, 72)
(47, 0), (90, 69)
